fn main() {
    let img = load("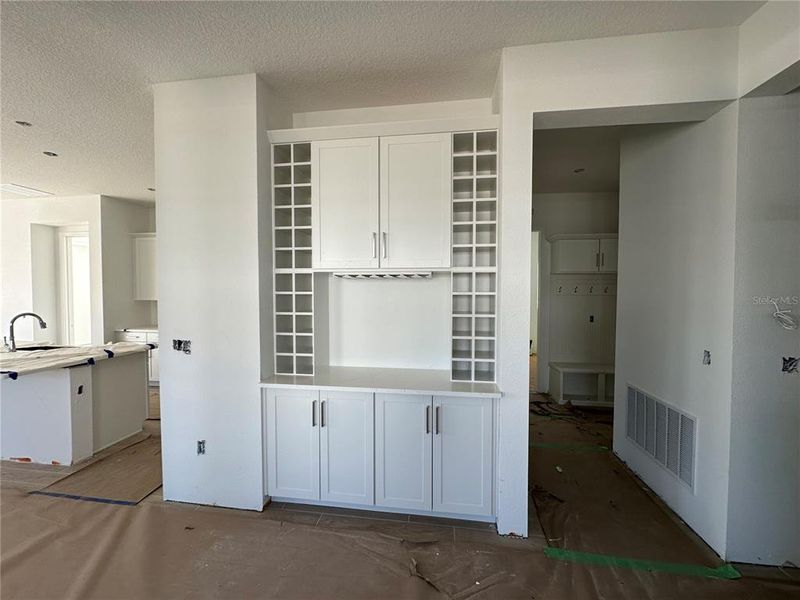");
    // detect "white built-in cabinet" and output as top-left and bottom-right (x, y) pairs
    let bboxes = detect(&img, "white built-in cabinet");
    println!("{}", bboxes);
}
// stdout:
(266, 387), (320, 500)
(375, 393), (432, 511)
(266, 388), (373, 504)
(319, 390), (374, 505)
(379, 134), (452, 268)
(375, 393), (493, 516)
(551, 235), (618, 274)
(266, 388), (494, 518)
(133, 234), (158, 300)
(598, 238), (618, 272)
(311, 133), (451, 270)
(312, 138), (379, 269)
(432, 395), (493, 516)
